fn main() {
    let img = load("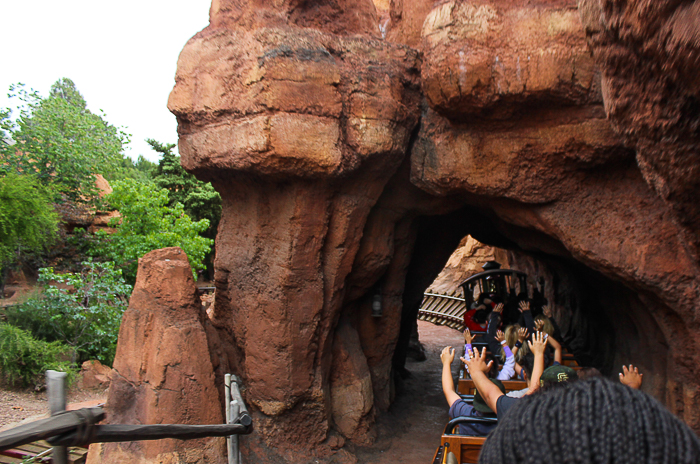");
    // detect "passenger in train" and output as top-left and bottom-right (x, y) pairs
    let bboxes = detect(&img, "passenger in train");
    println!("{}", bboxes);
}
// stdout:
(463, 305), (489, 332)
(463, 328), (515, 381)
(534, 314), (563, 364)
(439, 346), (499, 436)
(507, 351), (541, 397)
(504, 325), (528, 356)
(542, 304), (565, 343)
(478, 376), (700, 464)
(483, 302), (528, 370)
(516, 300), (536, 335)
(462, 331), (552, 418)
